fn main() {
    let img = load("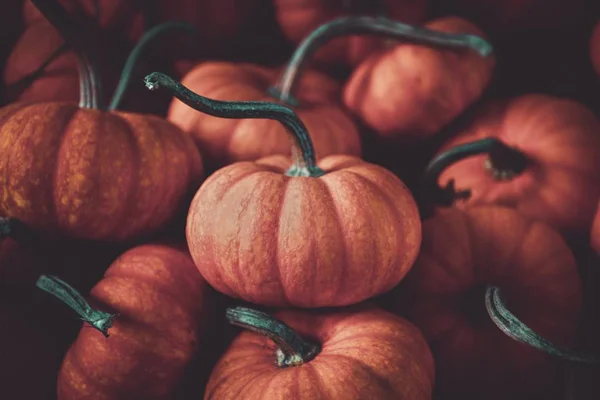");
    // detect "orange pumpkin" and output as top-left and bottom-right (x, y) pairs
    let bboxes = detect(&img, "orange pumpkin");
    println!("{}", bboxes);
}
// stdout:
(273, 0), (428, 68)
(592, 204), (600, 255)
(0, 1), (204, 241)
(167, 61), (361, 169)
(343, 16), (495, 141)
(424, 94), (600, 234)
(51, 243), (213, 399)
(146, 72), (421, 308)
(386, 206), (582, 400)
(591, 20), (600, 78)
(206, 304), (435, 399)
